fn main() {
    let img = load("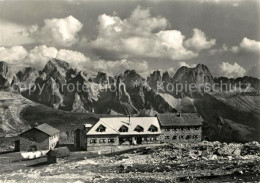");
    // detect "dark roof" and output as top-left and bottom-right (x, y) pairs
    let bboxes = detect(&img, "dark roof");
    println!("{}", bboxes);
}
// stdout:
(157, 113), (203, 127)
(19, 123), (60, 136)
(47, 147), (70, 157)
(33, 123), (60, 136)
